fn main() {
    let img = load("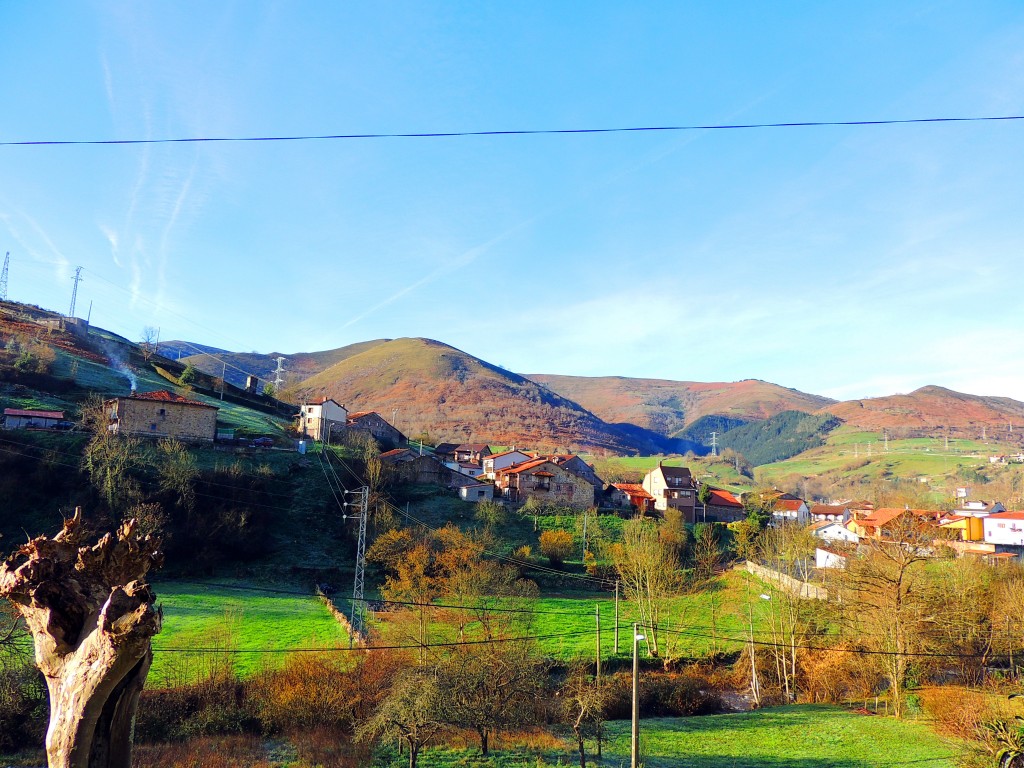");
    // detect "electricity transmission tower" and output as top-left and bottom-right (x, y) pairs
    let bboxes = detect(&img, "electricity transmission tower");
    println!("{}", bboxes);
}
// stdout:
(0, 252), (9, 301)
(347, 486), (369, 647)
(273, 356), (286, 391)
(68, 266), (83, 317)
(709, 431), (718, 457)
